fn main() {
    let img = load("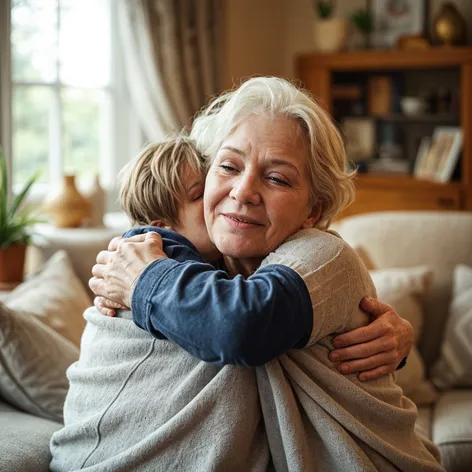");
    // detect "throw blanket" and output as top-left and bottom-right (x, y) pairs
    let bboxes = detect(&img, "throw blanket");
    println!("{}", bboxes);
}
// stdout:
(256, 229), (444, 471)
(50, 309), (269, 471)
